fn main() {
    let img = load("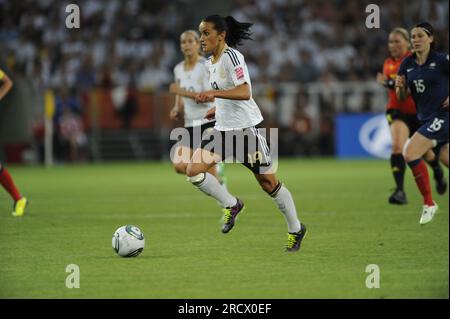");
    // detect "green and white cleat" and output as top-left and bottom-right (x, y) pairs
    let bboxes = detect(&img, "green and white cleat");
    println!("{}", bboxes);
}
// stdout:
(419, 202), (438, 225)
(286, 223), (307, 252)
